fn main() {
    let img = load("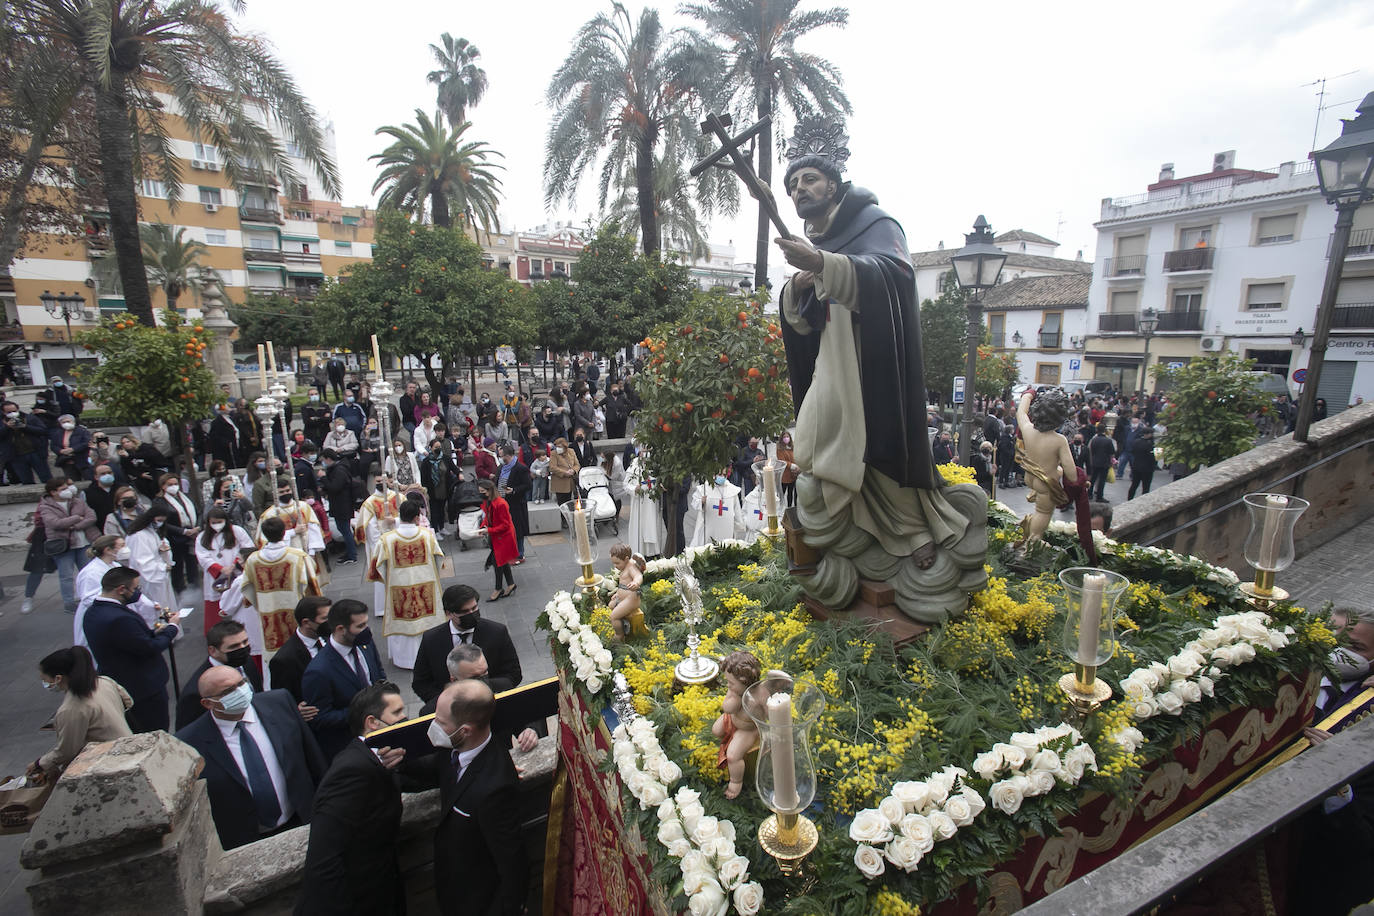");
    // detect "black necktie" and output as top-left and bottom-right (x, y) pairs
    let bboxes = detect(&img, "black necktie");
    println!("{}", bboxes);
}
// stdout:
(350, 646), (369, 689)
(237, 723), (283, 828)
